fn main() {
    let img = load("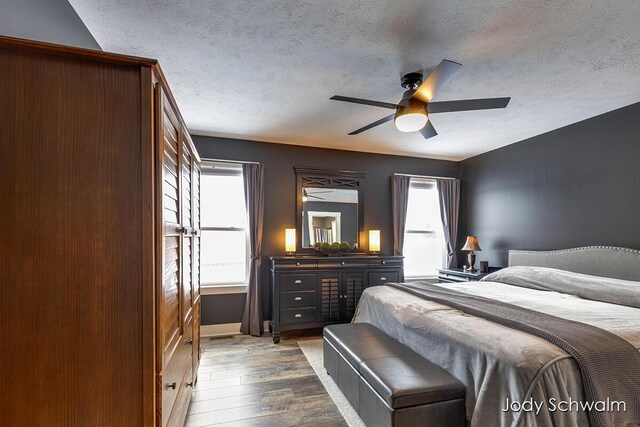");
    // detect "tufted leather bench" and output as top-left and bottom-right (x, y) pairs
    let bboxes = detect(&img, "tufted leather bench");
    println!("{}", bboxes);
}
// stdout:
(323, 323), (465, 427)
